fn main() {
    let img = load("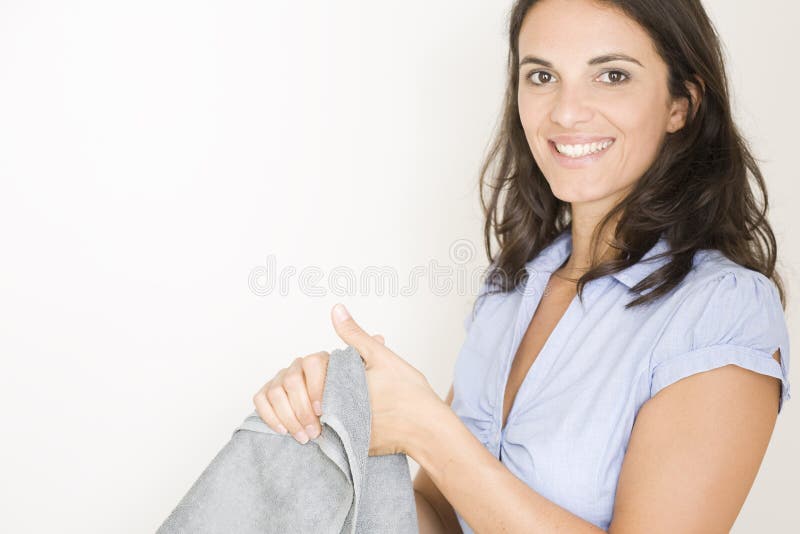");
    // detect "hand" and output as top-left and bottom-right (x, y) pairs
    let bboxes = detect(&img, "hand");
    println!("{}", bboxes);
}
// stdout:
(330, 303), (442, 457)
(252, 335), (386, 444)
